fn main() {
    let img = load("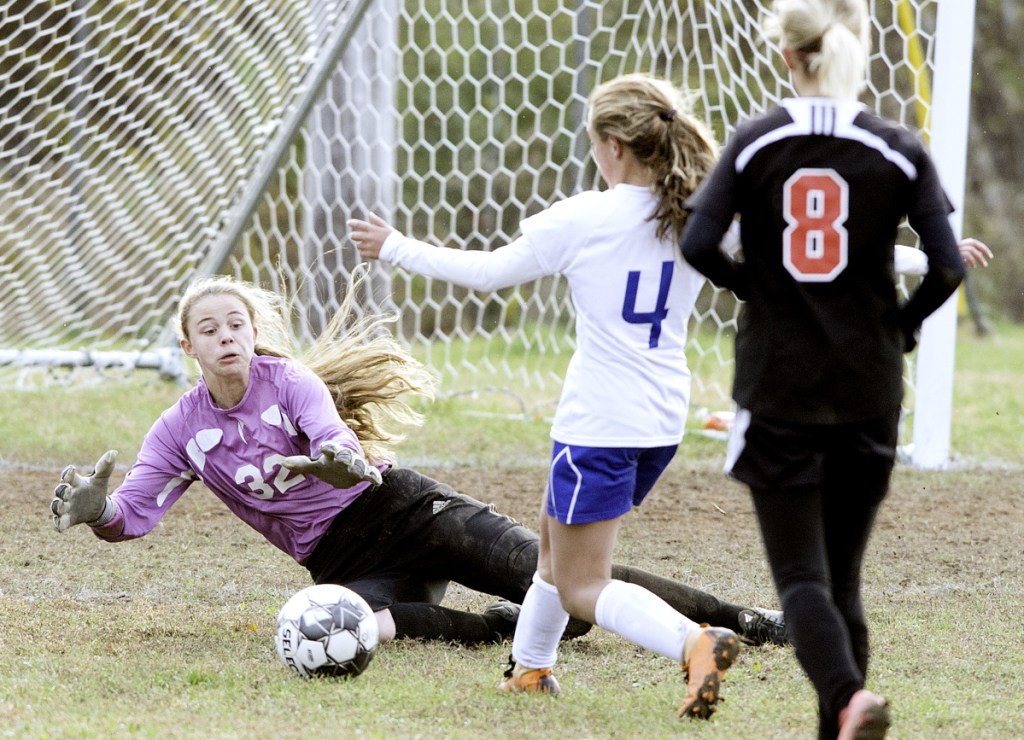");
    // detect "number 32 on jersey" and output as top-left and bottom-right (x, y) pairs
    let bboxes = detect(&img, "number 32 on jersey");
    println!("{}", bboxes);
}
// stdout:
(782, 168), (849, 282)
